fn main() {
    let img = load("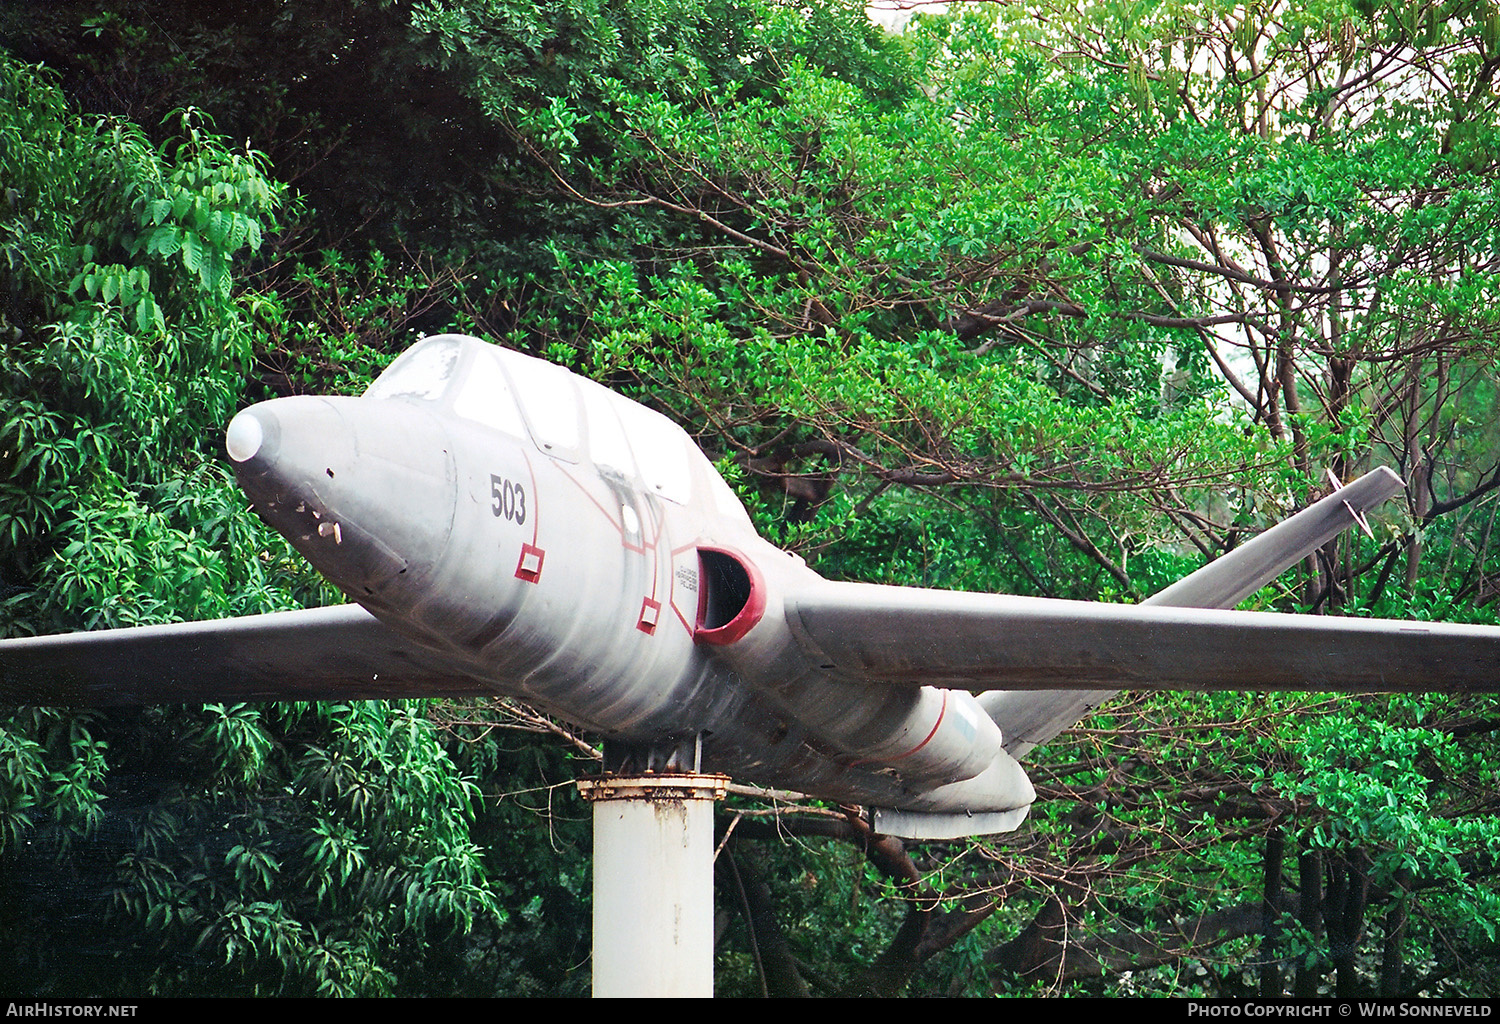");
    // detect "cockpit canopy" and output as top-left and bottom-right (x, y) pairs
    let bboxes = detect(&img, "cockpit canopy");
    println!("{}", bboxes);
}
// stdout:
(364, 336), (463, 402)
(364, 335), (750, 523)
